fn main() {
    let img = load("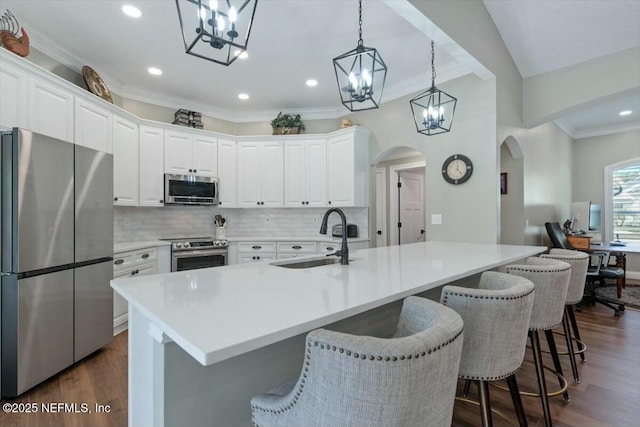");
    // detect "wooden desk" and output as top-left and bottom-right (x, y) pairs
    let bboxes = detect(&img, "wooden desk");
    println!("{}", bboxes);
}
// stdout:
(589, 242), (640, 298)
(567, 235), (591, 249)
